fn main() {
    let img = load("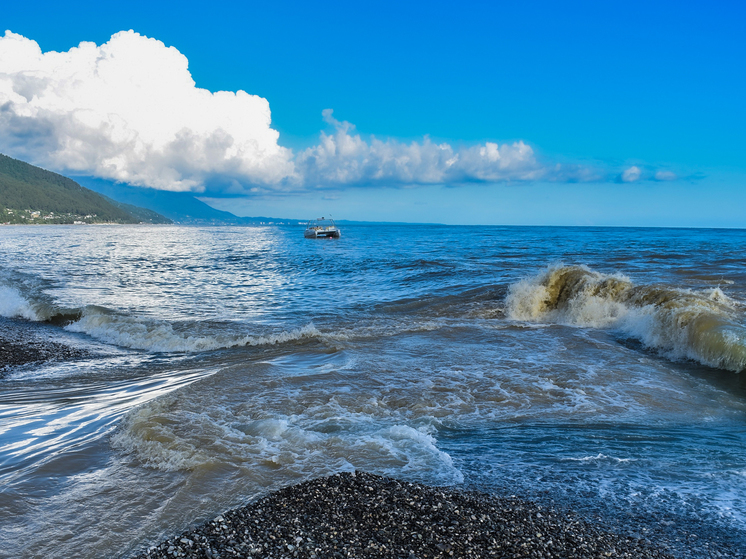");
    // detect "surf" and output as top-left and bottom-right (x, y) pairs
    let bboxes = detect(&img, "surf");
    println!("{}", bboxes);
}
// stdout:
(507, 263), (746, 372)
